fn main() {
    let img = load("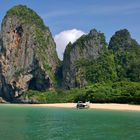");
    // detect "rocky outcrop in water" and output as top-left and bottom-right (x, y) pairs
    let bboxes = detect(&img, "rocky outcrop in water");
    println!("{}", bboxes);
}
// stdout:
(0, 5), (59, 101)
